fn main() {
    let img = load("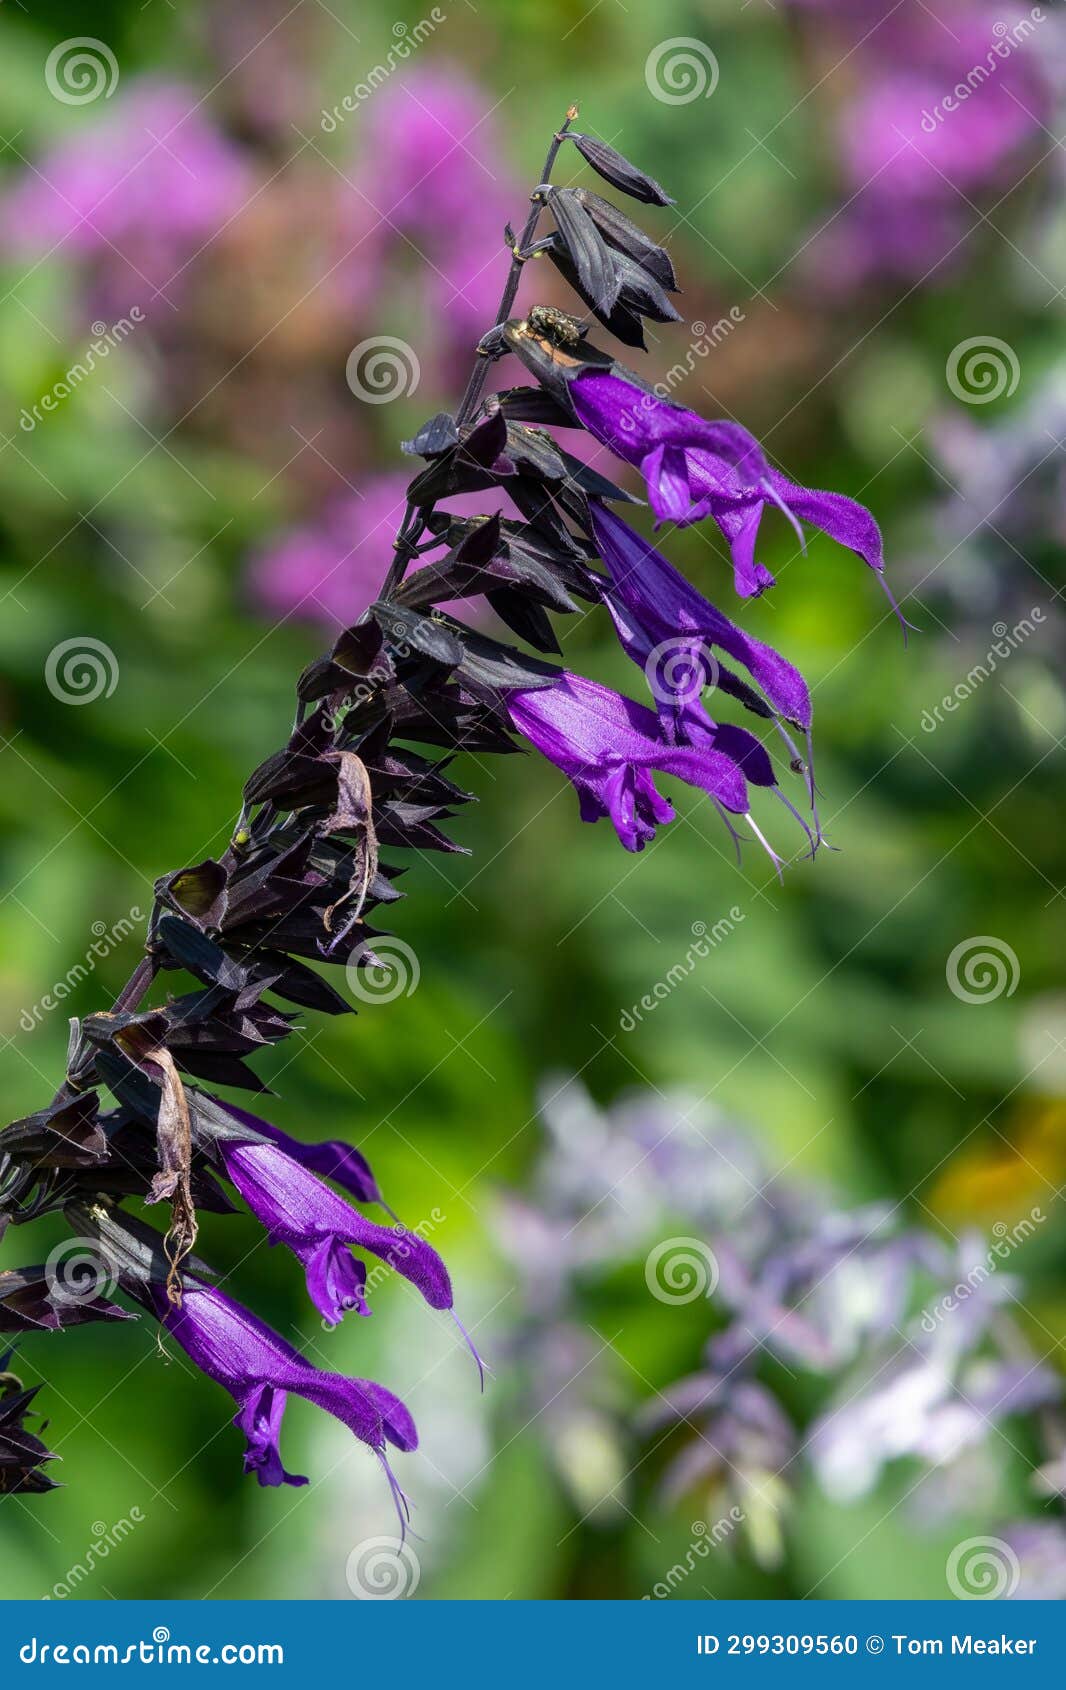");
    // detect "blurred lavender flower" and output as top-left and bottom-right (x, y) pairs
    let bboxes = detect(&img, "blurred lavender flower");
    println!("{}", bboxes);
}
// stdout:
(808, 1226), (1059, 1505)
(1003, 1520), (1066, 1598)
(498, 1081), (1064, 1568)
